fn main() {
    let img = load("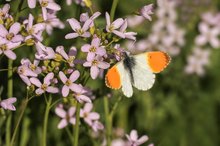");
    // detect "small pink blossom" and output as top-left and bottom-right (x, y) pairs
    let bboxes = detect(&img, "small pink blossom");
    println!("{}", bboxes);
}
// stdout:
(119, 19), (137, 40)
(44, 10), (65, 35)
(21, 58), (42, 74)
(126, 130), (149, 146)
(0, 40), (20, 60)
(65, 12), (101, 40)
(83, 55), (110, 79)
(140, 4), (154, 21)
(39, 0), (61, 20)
(0, 97), (17, 111)
(0, 22), (23, 43)
(185, 47), (210, 76)
(24, 14), (45, 42)
(17, 60), (38, 86)
(80, 103), (100, 125)
(81, 37), (106, 60)
(105, 12), (125, 38)
(73, 84), (92, 103)
(56, 46), (77, 67)
(35, 42), (55, 60)
(59, 70), (81, 97)
(30, 72), (59, 95)
(55, 106), (76, 129)
(0, 4), (10, 20)
(90, 121), (104, 132)
(195, 22), (220, 48)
